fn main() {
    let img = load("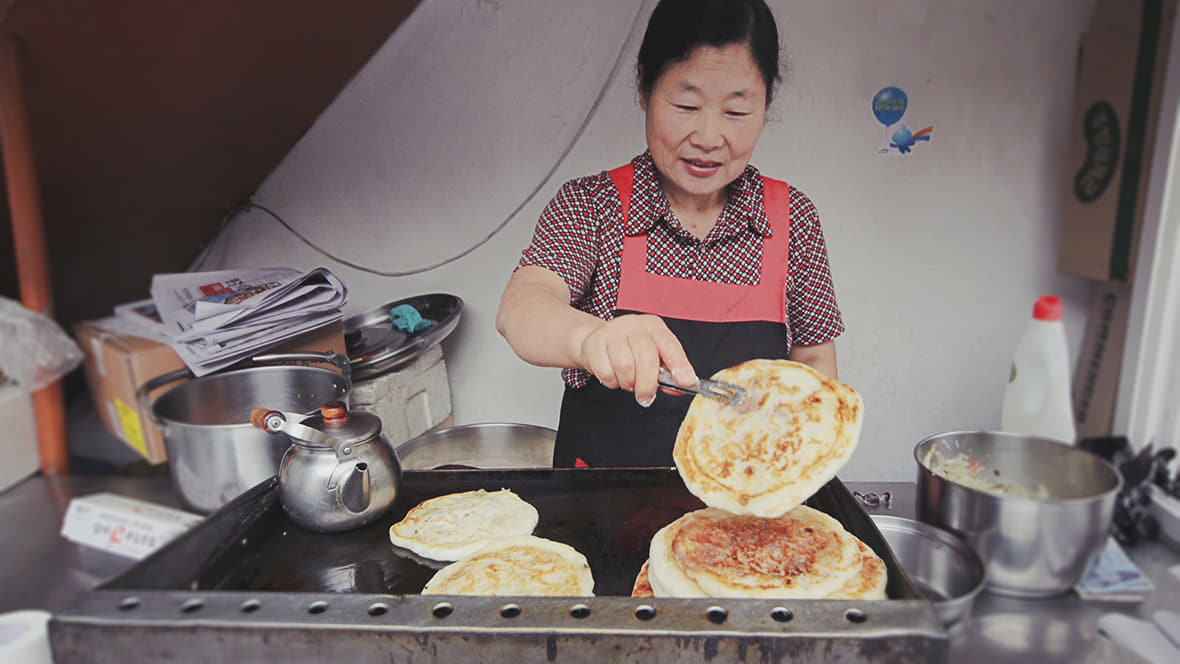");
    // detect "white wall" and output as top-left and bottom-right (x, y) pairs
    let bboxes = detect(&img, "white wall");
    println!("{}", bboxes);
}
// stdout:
(196, 0), (1095, 481)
